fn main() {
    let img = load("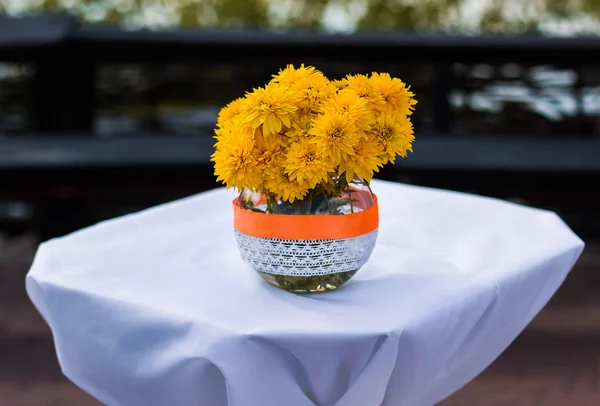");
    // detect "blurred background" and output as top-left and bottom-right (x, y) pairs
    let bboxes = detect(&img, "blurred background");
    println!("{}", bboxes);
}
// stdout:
(1, 1), (600, 405)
